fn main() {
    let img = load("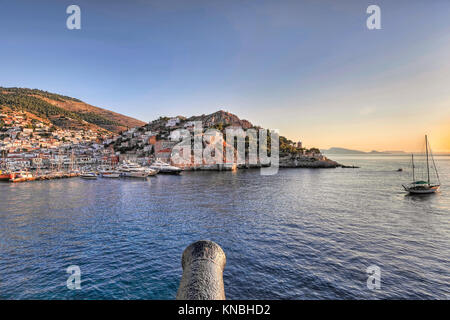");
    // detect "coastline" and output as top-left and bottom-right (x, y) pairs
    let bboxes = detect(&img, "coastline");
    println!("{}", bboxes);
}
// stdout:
(278, 154), (344, 169)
